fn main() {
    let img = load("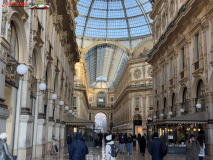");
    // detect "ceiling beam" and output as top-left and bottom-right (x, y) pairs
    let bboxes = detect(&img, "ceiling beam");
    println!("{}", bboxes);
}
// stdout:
(135, 0), (152, 33)
(121, 0), (132, 49)
(81, 0), (95, 48)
